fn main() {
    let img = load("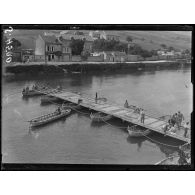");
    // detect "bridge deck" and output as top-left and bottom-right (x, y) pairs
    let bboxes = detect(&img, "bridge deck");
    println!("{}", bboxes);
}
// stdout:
(42, 90), (190, 143)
